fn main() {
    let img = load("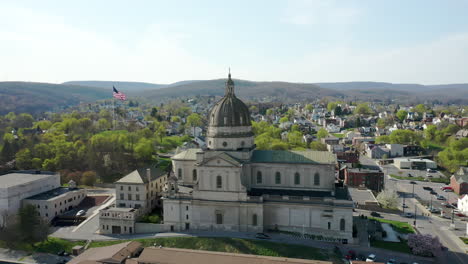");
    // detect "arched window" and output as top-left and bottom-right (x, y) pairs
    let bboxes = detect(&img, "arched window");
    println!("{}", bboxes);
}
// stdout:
(178, 168), (182, 179)
(252, 214), (258, 226)
(193, 169), (197, 181)
(256, 171), (262, 184)
(294, 172), (300, 185)
(275, 172), (281, 184)
(340, 219), (345, 231)
(314, 172), (320, 185)
(216, 176), (222, 188)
